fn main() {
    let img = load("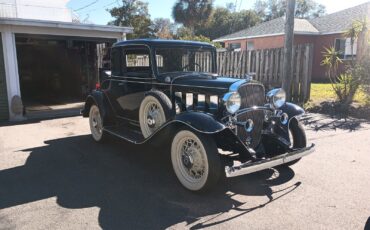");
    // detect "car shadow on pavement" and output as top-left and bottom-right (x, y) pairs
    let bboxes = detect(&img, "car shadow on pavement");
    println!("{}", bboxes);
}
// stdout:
(0, 135), (299, 229)
(301, 113), (370, 132)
